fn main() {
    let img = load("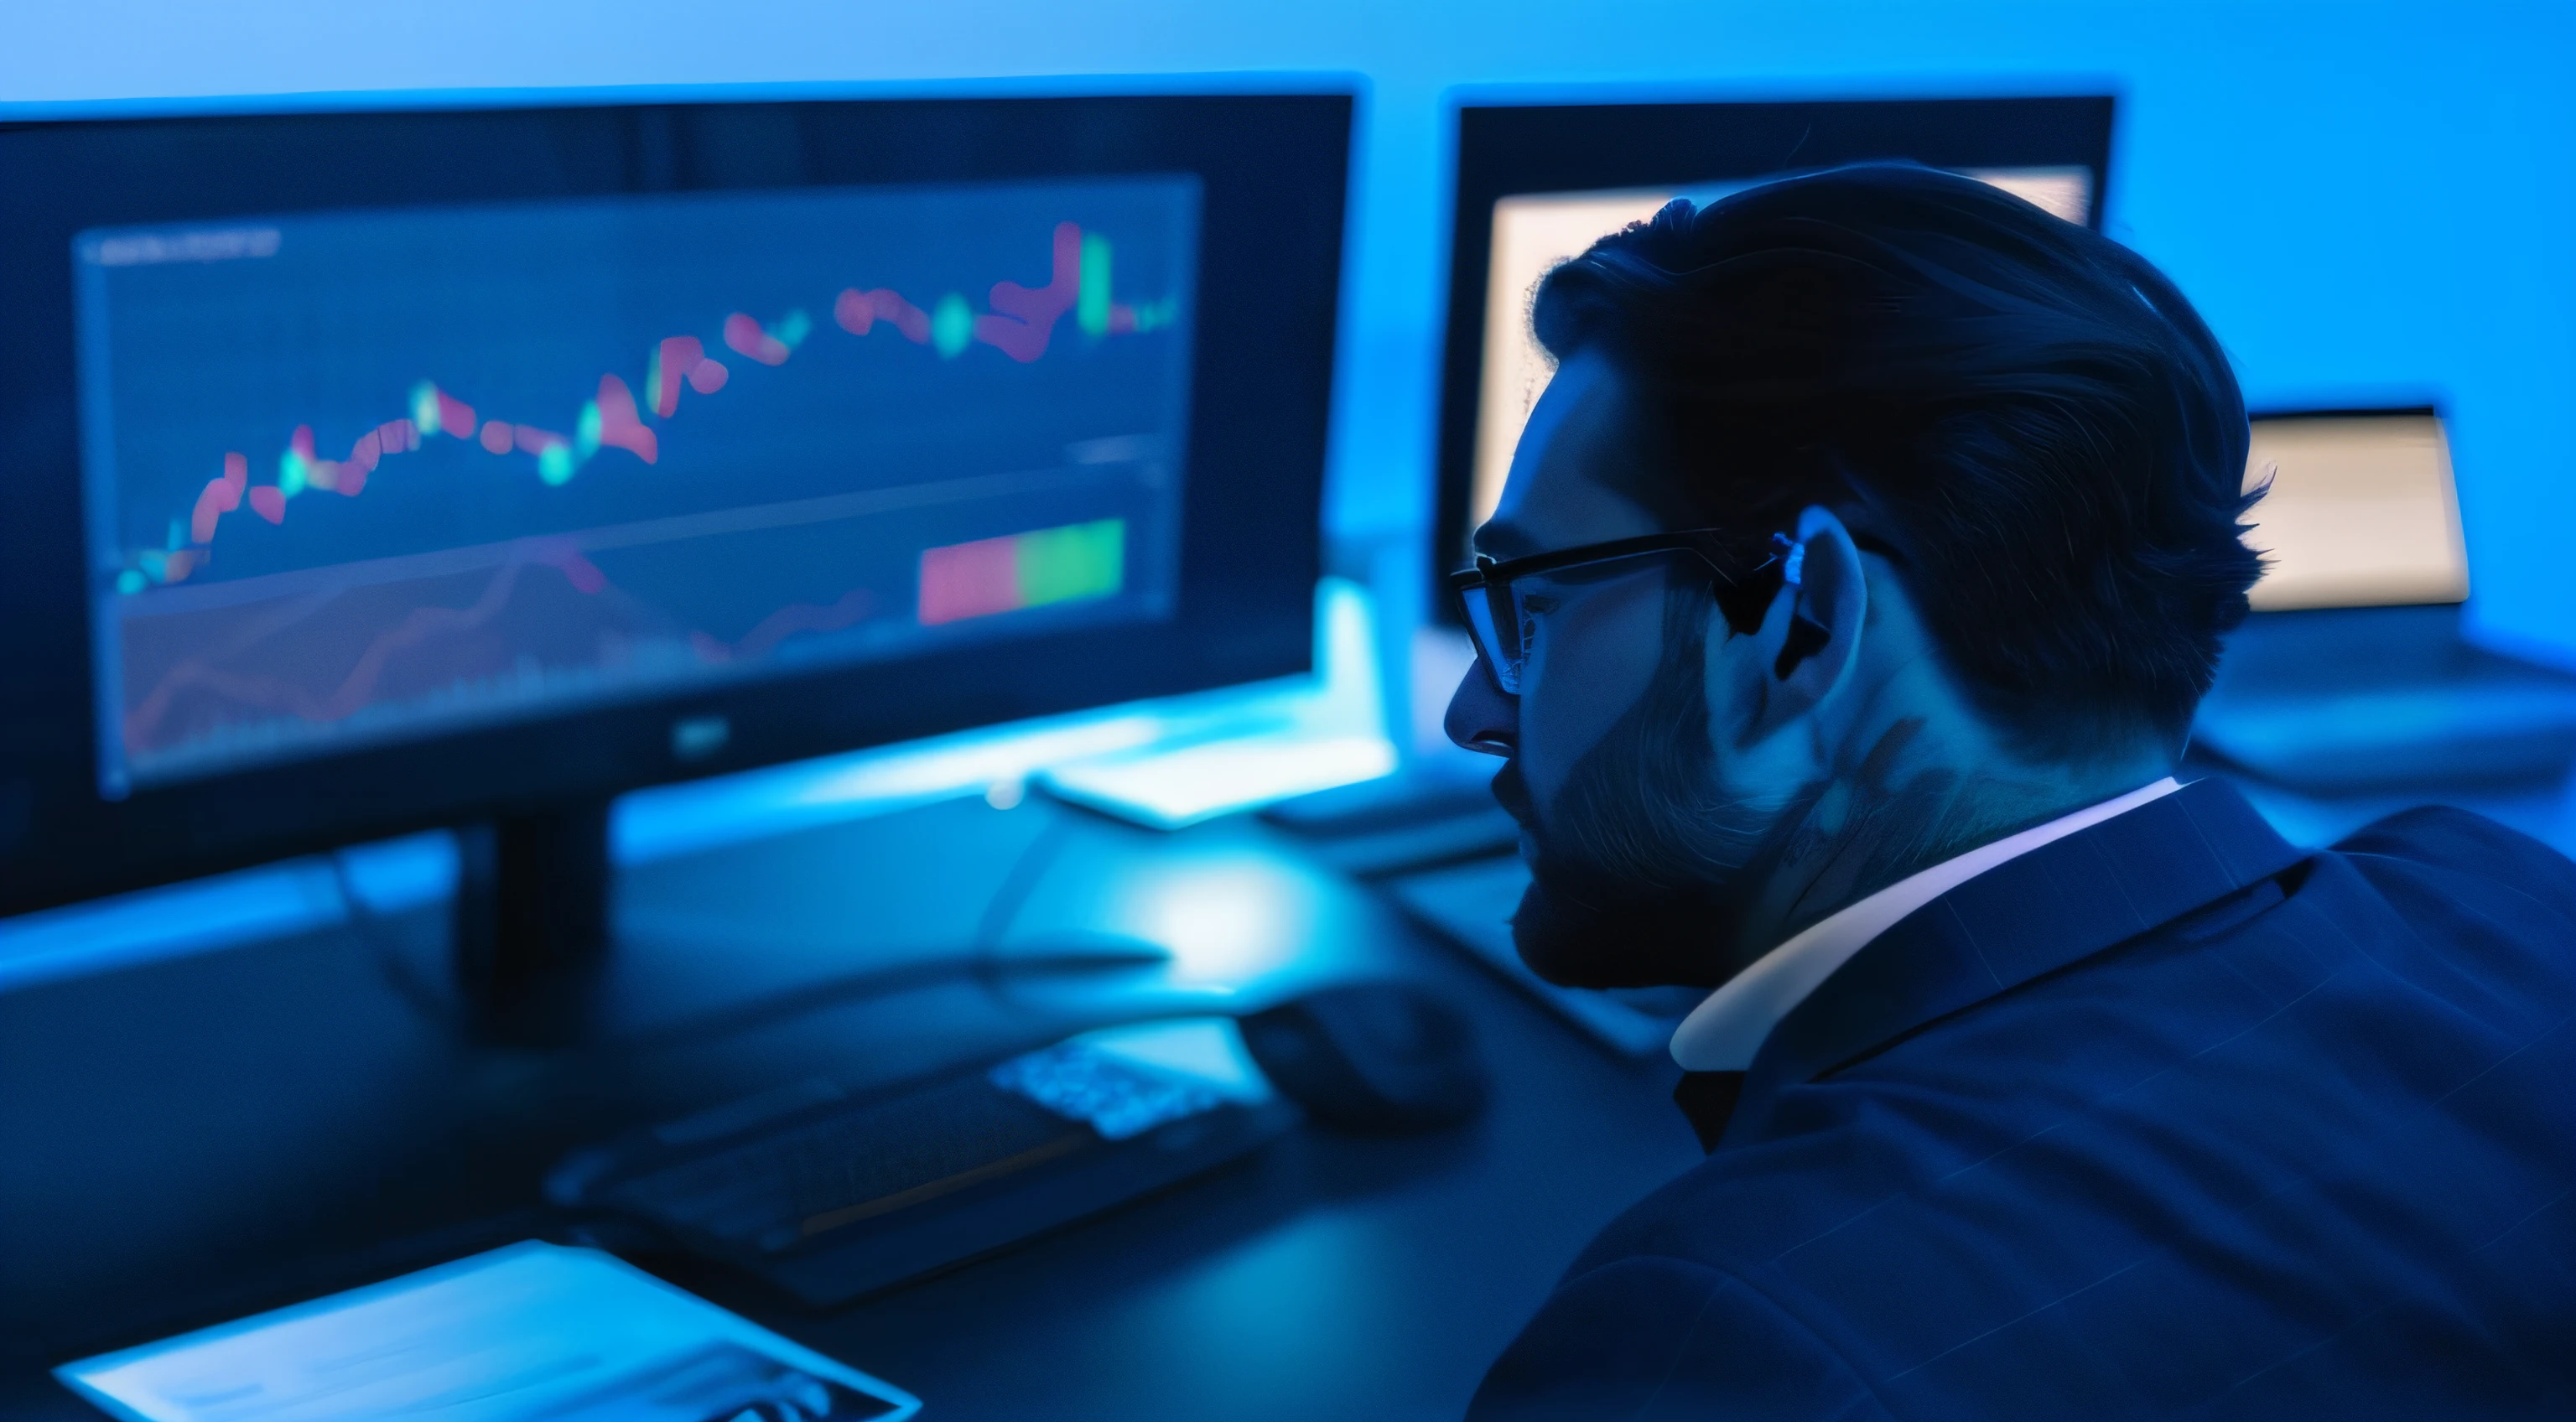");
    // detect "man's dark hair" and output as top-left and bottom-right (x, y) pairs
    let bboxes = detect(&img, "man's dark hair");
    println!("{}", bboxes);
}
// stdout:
(1530, 162), (2260, 753)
